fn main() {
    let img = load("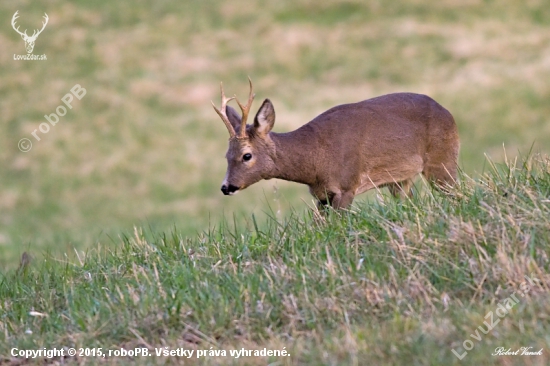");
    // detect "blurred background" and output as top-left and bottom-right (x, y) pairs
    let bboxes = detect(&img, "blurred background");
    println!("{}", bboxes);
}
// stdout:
(1, 0), (549, 268)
